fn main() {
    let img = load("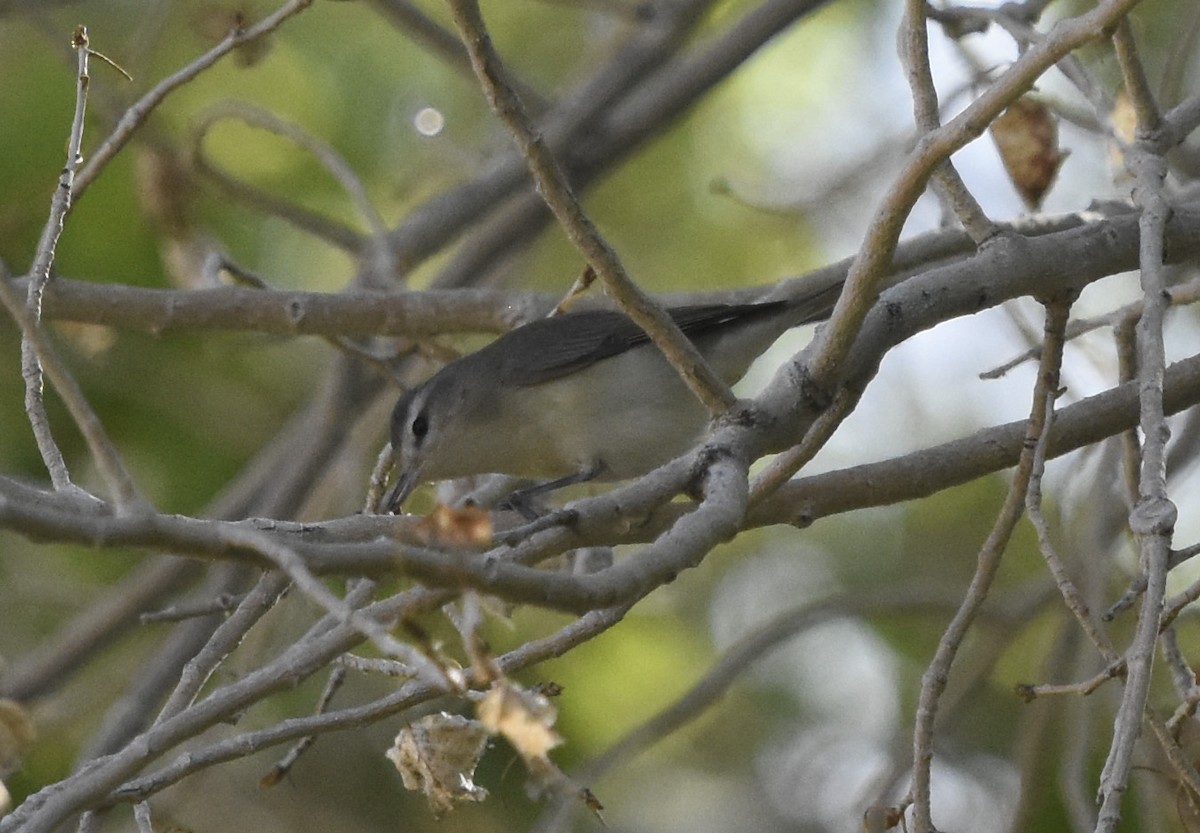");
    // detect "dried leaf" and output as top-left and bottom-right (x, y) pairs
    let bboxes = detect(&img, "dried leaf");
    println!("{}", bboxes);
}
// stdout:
(477, 681), (562, 763)
(387, 684), (600, 818)
(386, 713), (489, 817)
(476, 682), (601, 811)
(989, 97), (1065, 209)
(413, 504), (492, 548)
(862, 803), (905, 831)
